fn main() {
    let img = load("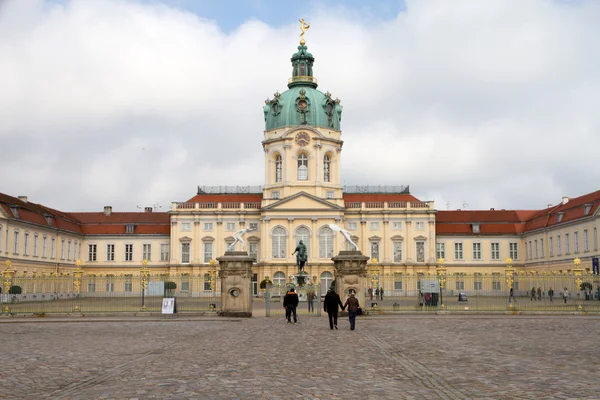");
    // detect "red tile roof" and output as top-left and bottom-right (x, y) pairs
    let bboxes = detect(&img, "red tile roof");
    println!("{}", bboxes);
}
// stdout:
(68, 212), (170, 224)
(523, 190), (600, 232)
(343, 194), (420, 202)
(186, 194), (263, 203)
